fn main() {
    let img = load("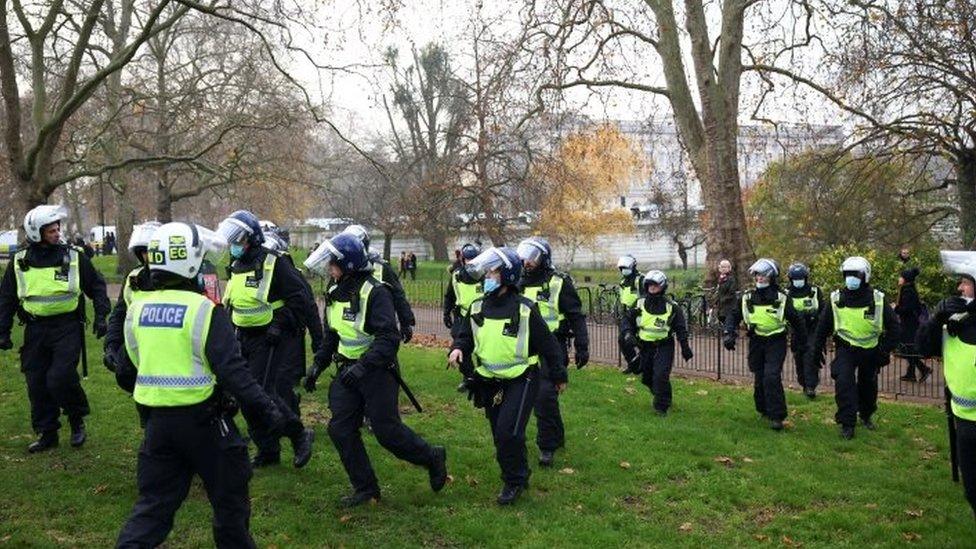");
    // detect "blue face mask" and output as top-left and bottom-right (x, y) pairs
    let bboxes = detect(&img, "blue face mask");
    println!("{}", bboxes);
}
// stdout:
(483, 277), (501, 294)
(845, 276), (862, 290)
(230, 244), (245, 258)
(620, 268), (633, 277)
(791, 279), (805, 289)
